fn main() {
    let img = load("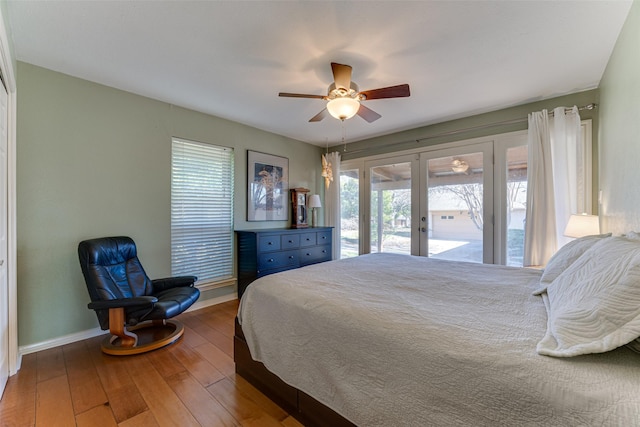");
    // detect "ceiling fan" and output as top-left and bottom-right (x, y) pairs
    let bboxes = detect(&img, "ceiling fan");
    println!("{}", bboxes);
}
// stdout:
(279, 62), (410, 123)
